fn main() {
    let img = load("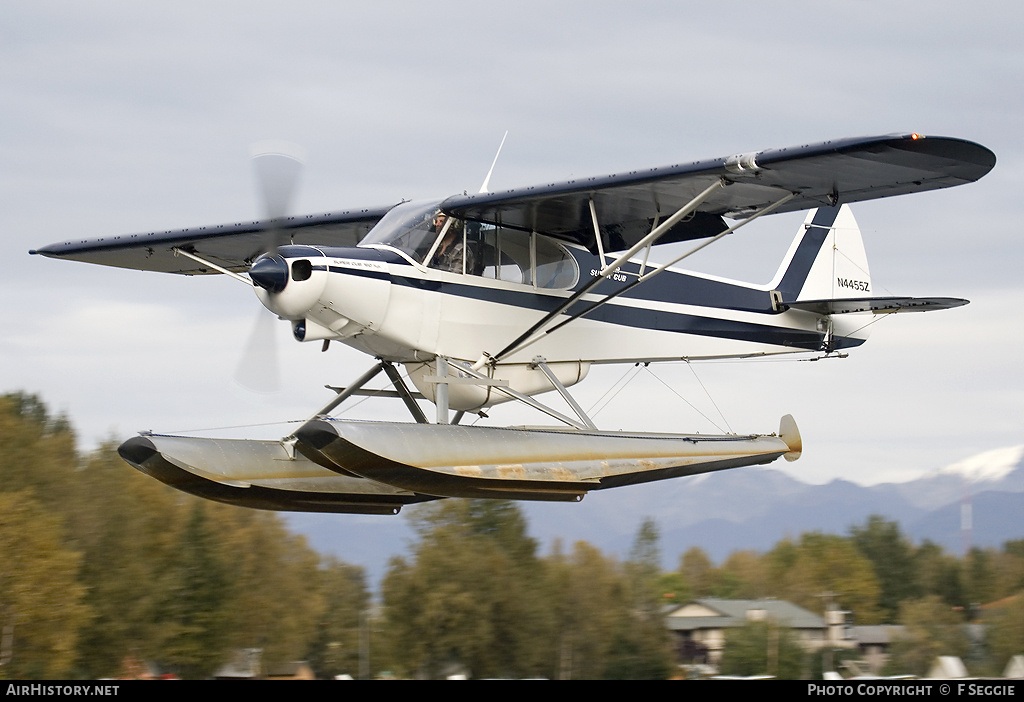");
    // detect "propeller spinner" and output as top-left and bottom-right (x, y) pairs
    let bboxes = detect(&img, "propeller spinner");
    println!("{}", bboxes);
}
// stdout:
(249, 254), (289, 293)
